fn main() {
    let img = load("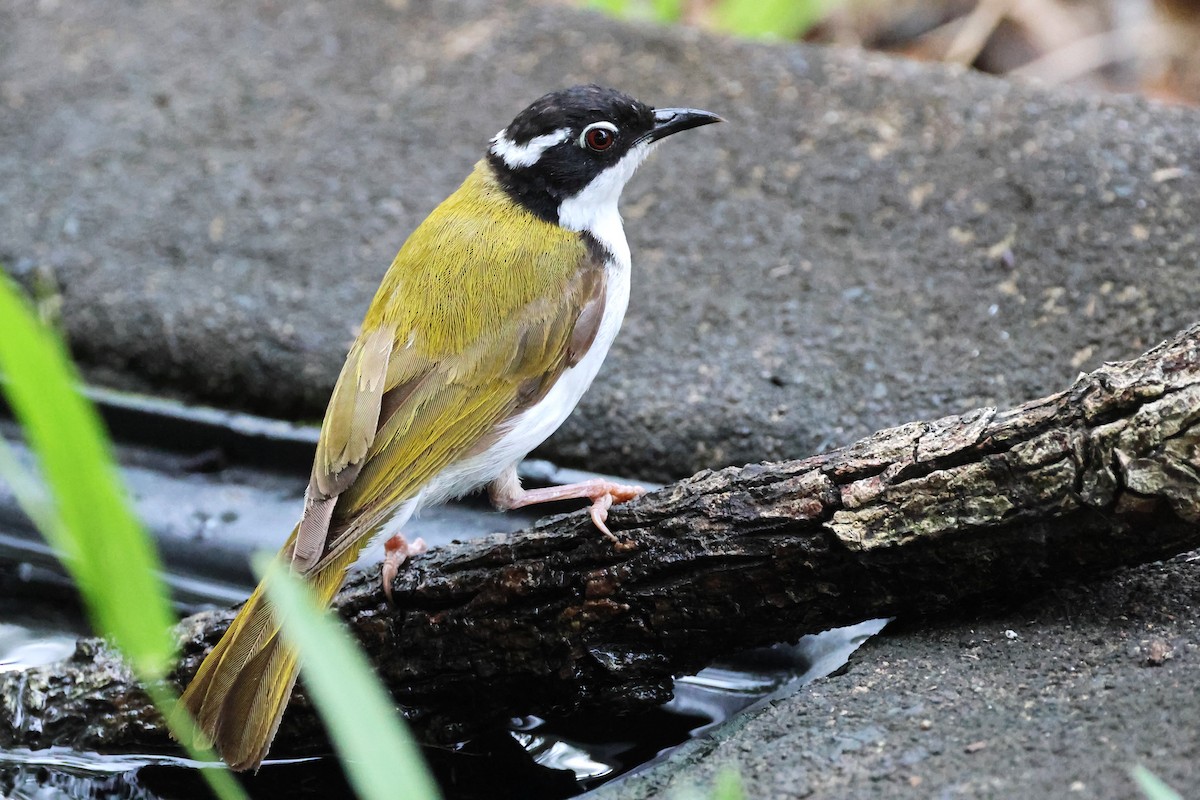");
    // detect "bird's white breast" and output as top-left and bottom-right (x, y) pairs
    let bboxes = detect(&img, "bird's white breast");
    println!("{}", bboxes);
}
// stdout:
(401, 142), (651, 516)
(415, 219), (632, 509)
